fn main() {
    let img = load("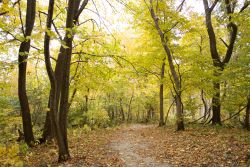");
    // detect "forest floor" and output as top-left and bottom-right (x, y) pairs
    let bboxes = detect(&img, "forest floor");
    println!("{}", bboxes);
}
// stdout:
(24, 124), (250, 167)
